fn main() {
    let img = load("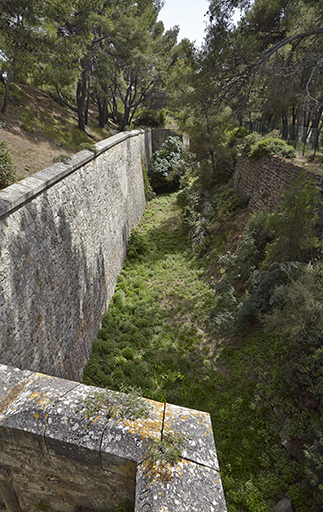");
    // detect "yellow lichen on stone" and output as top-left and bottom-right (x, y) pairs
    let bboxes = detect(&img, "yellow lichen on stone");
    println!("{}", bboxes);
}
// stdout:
(29, 391), (41, 400)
